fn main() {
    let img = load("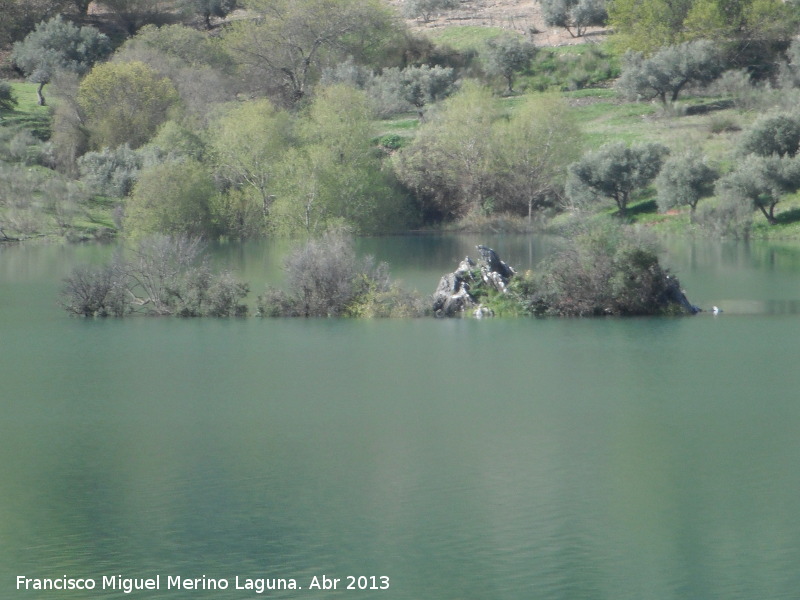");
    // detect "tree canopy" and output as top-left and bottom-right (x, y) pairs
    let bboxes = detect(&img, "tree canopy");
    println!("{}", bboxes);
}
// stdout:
(11, 16), (110, 105)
